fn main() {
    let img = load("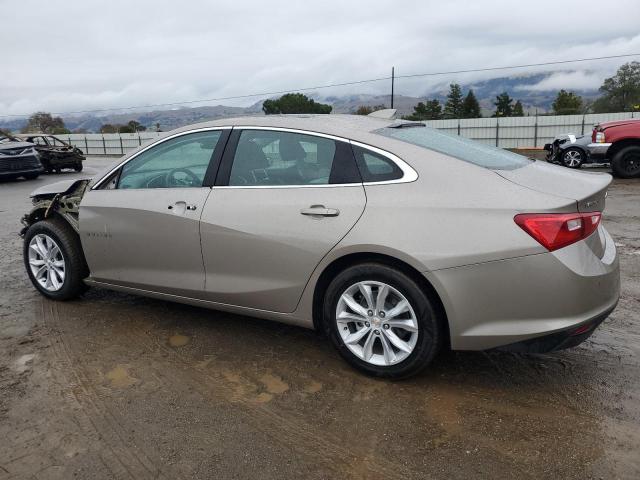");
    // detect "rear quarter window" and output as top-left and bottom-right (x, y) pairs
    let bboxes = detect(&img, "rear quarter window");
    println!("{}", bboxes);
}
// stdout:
(352, 145), (403, 182)
(377, 126), (531, 170)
